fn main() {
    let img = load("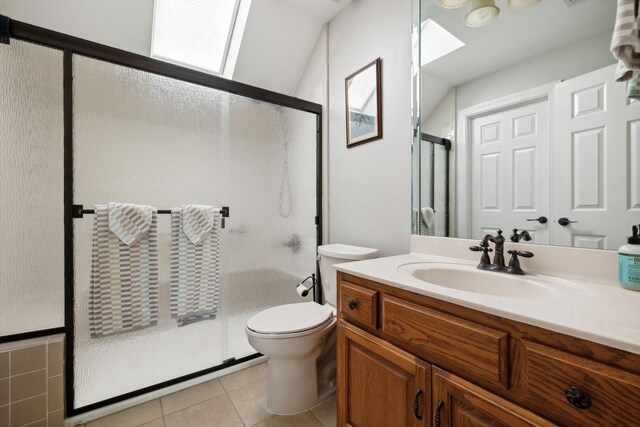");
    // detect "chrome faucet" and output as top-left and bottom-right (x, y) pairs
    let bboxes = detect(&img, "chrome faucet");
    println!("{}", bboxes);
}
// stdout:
(470, 229), (534, 275)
